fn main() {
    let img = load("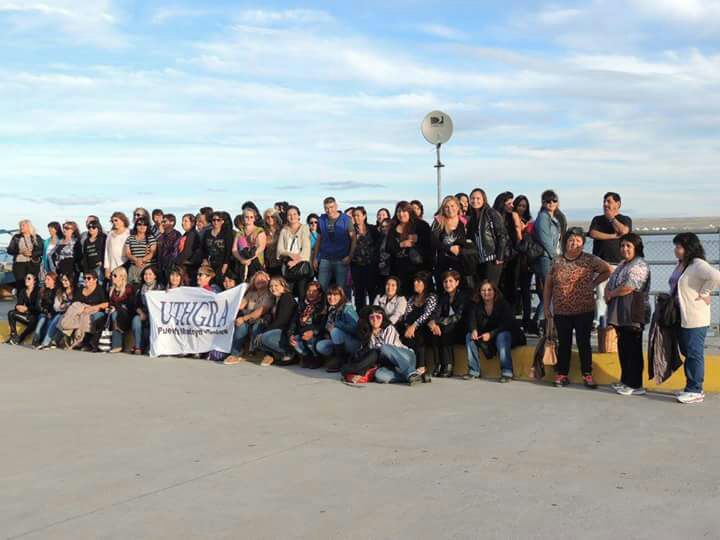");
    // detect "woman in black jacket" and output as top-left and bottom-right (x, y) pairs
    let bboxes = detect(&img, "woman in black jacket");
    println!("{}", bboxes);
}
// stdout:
(429, 270), (469, 377)
(52, 221), (83, 280)
(6, 272), (41, 345)
(350, 206), (380, 311)
(465, 280), (525, 382)
(81, 219), (106, 282)
(386, 201), (432, 298)
(397, 271), (438, 383)
(7, 219), (44, 292)
(257, 277), (297, 366)
(289, 281), (326, 369)
(175, 213), (201, 284)
(466, 188), (508, 289)
(31, 272), (58, 347)
(201, 211), (233, 284)
(432, 195), (467, 287)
